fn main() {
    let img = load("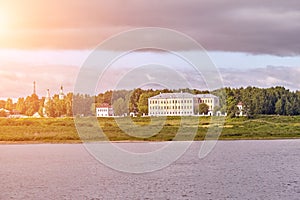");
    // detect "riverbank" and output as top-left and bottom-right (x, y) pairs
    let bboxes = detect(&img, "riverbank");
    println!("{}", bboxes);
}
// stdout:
(0, 115), (299, 143)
